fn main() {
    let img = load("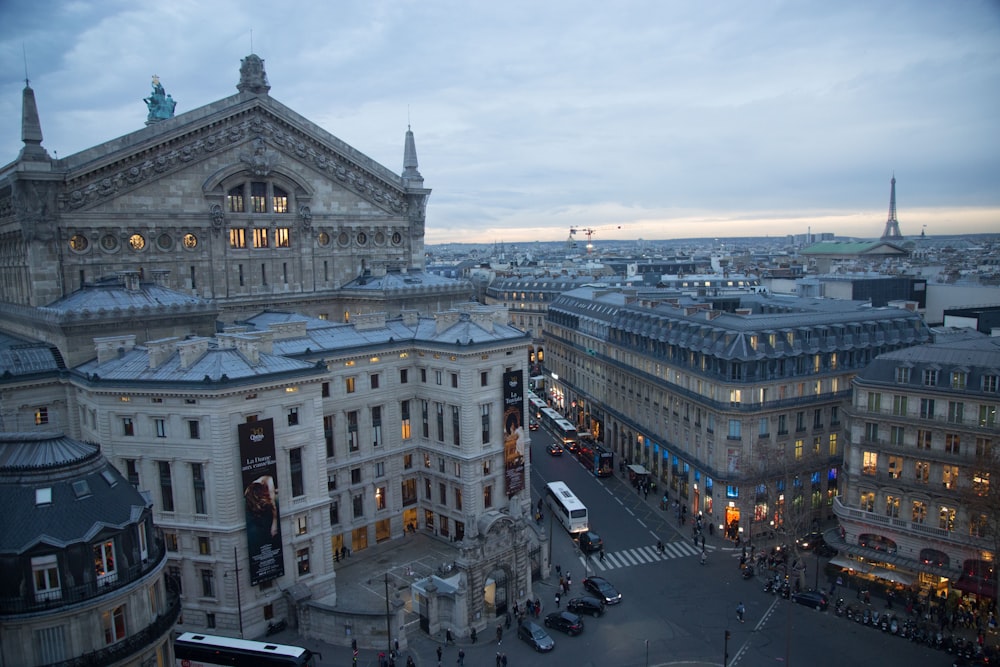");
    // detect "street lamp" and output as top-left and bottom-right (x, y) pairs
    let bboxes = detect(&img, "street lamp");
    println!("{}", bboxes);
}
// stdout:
(384, 572), (392, 659)
(224, 546), (245, 638)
